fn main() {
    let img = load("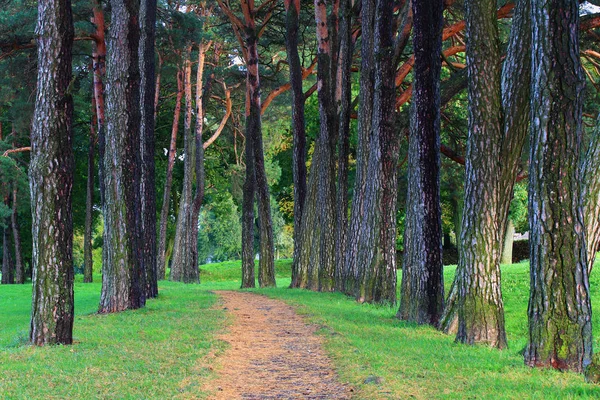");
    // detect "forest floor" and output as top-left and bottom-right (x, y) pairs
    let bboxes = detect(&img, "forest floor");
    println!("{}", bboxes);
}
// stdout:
(206, 291), (352, 399)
